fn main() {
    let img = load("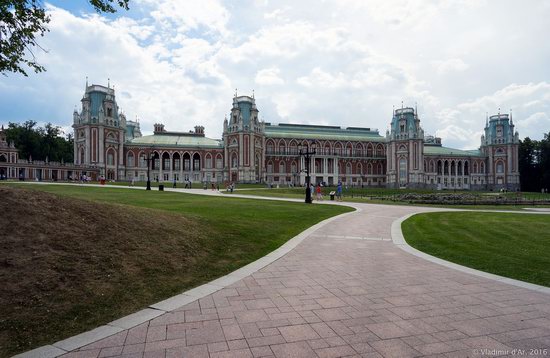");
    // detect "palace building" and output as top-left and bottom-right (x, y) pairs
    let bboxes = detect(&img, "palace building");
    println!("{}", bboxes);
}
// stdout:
(1, 82), (520, 191)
